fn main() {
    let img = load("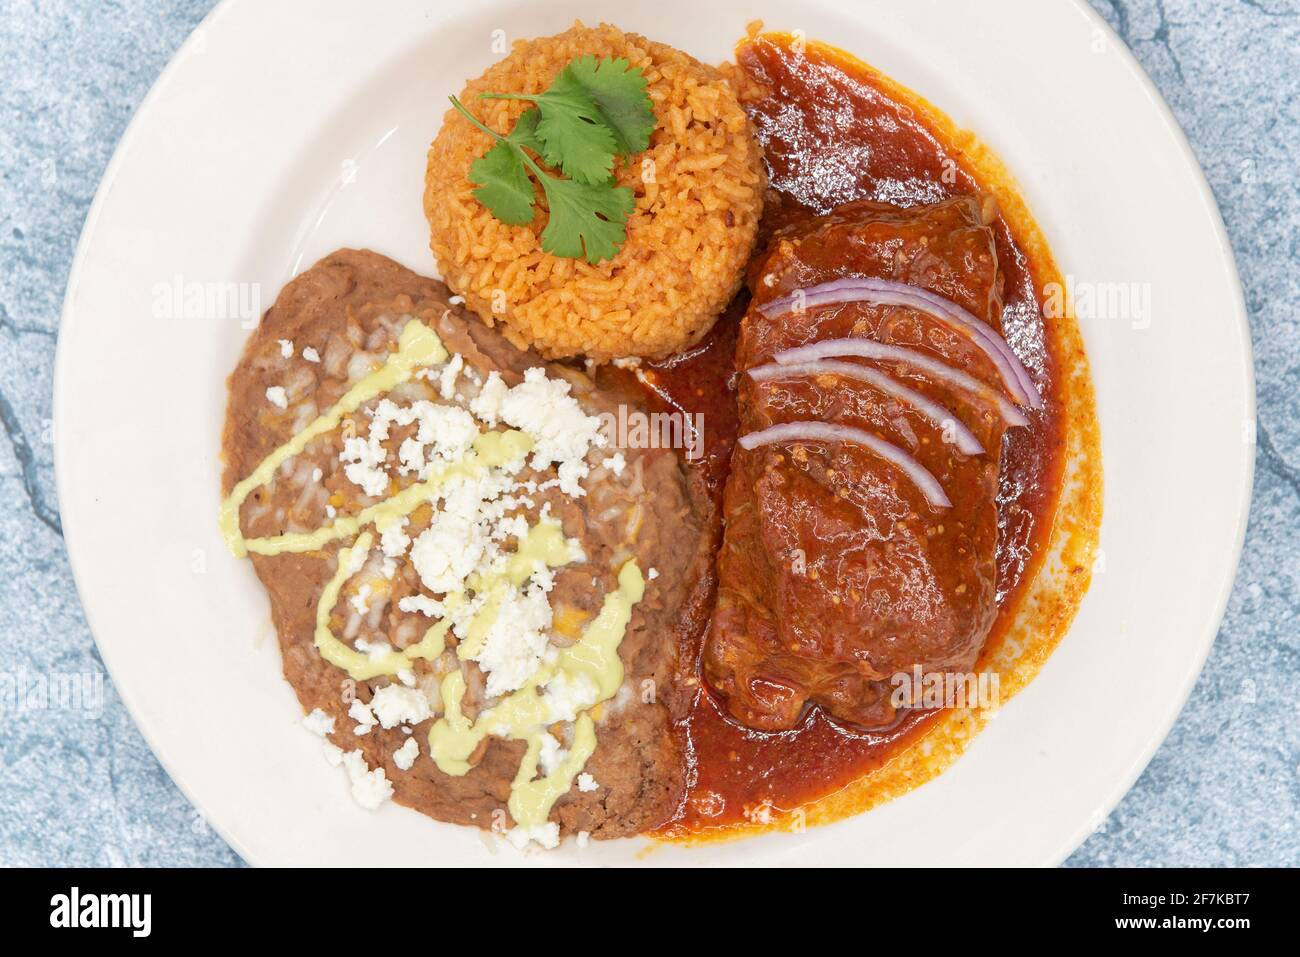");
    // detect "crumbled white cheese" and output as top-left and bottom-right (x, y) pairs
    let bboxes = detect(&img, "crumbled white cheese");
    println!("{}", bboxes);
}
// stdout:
(341, 749), (393, 809)
(576, 772), (598, 793)
(302, 346), (321, 363)
(393, 400), (479, 478)
(497, 367), (606, 478)
(310, 466), (323, 483)
(537, 732), (566, 776)
(411, 501), (490, 596)
(369, 684), (431, 729)
(353, 636), (393, 661)
(398, 594), (447, 618)
(339, 431), (389, 497)
(394, 440), (425, 478)
(348, 583), (373, 616)
(302, 708), (334, 736)
(397, 669), (416, 688)
(265, 386), (288, 409)
(494, 513), (530, 545)
(556, 459), (590, 498)
(469, 371), (508, 425)
(348, 698), (377, 735)
(600, 453), (626, 476)
(542, 670), (600, 723)
(576, 830), (590, 848)
(528, 562), (557, 594)
(393, 736), (419, 771)
(506, 822), (560, 850)
(648, 567), (659, 581)
(278, 339), (294, 359)
(445, 593), (489, 642)
(463, 364), (614, 494)
(439, 353), (464, 401)
(379, 516), (410, 562)
(407, 470), (526, 598)
(470, 582), (553, 697)
(340, 397), (479, 496)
